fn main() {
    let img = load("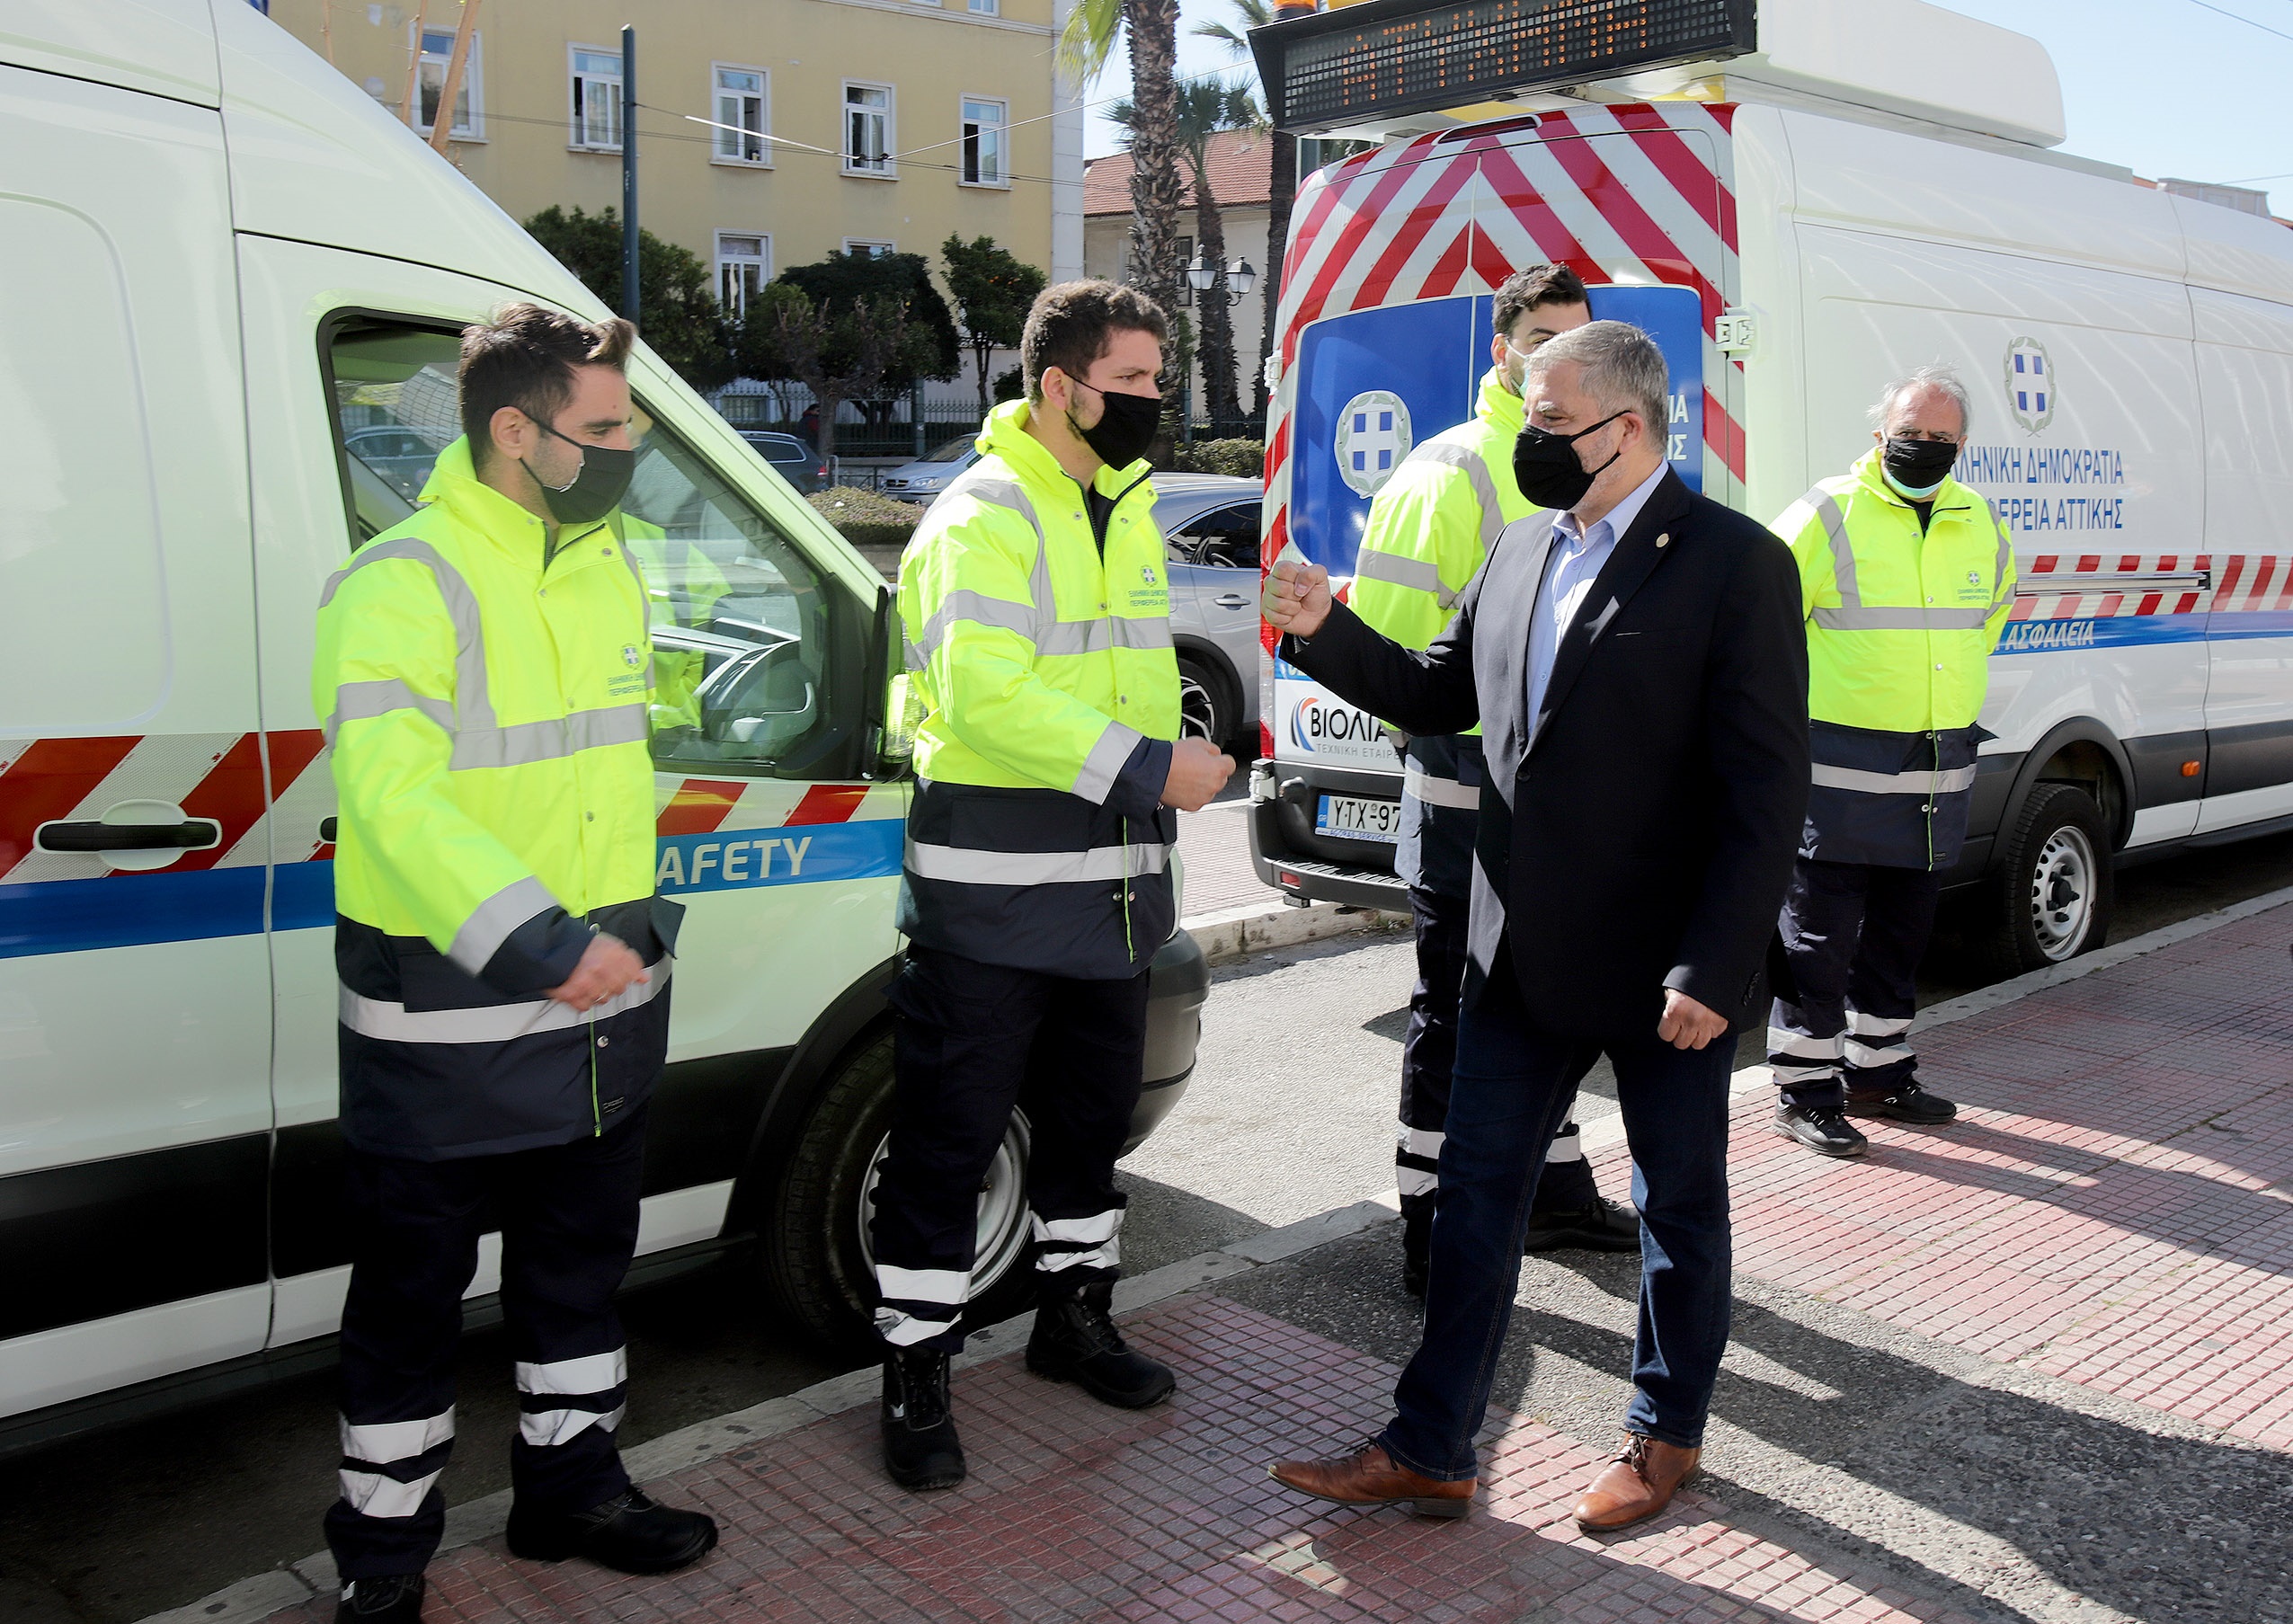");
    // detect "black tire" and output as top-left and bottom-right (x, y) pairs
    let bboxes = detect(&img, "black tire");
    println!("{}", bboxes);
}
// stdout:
(760, 1029), (1038, 1358)
(1973, 781), (2115, 980)
(1177, 653), (1232, 750)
